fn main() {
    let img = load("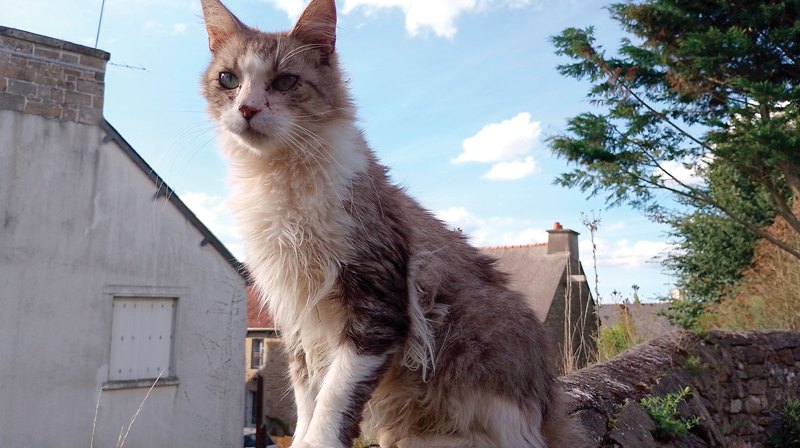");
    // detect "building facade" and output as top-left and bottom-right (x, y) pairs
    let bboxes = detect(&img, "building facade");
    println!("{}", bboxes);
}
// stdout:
(0, 27), (247, 447)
